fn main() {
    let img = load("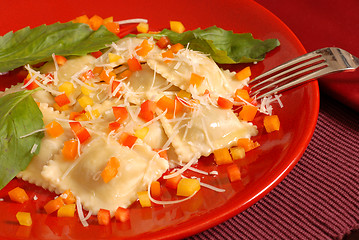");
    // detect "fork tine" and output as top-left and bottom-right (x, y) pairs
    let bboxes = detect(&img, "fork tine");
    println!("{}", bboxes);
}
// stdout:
(250, 61), (328, 97)
(254, 67), (329, 100)
(250, 56), (324, 91)
(250, 51), (322, 86)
